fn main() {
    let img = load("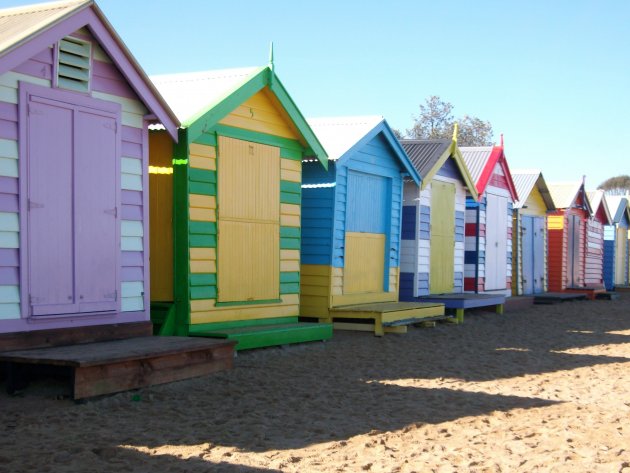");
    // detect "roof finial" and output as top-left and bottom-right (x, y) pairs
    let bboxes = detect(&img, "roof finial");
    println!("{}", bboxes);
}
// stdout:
(269, 41), (274, 71)
(500, 133), (504, 147)
(452, 122), (458, 143)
